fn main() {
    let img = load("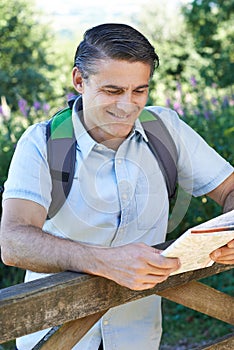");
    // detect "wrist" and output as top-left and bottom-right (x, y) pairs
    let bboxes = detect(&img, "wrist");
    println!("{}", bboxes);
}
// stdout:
(70, 243), (112, 277)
